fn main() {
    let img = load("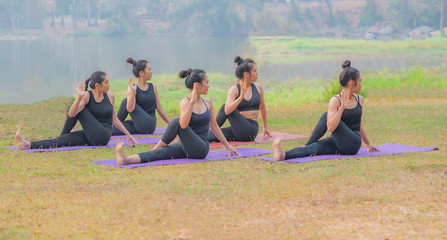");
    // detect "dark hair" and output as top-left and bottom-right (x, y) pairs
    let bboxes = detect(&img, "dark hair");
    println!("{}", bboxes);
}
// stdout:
(179, 68), (206, 89)
(339, 60), (360, 87)
(127, 58), (148, 78)
(234, 56), (256, 79)
(84, 71), (107, 91)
